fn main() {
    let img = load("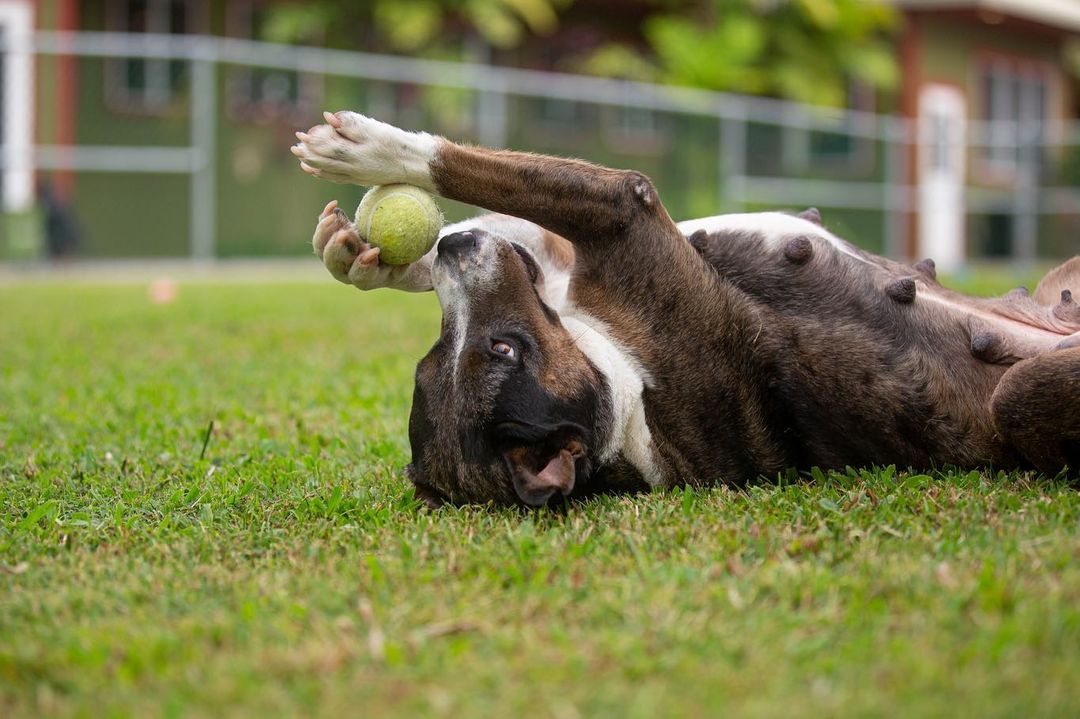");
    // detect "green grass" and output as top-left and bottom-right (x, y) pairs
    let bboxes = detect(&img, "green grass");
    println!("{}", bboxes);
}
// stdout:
(2, 275), (1079, 717)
